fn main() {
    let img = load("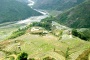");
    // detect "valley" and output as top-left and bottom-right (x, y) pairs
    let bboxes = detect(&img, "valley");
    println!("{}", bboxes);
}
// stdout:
(0, 0), (90, 60)
(0, 9), (48, 40)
